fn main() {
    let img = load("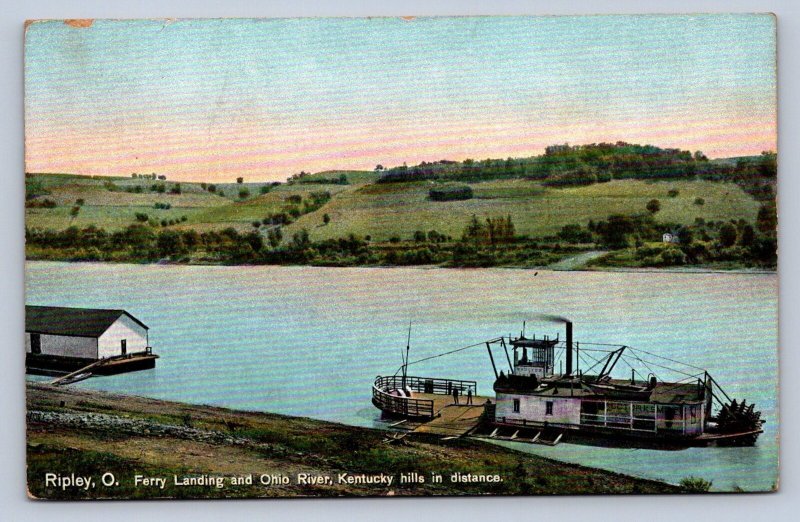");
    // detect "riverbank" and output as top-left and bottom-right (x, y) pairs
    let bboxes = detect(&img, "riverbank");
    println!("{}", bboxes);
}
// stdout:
(24, 256), (777, 275)
(26, 383), (683, 499)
